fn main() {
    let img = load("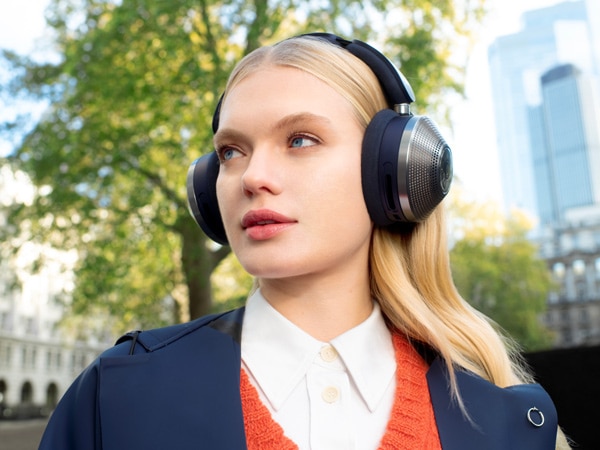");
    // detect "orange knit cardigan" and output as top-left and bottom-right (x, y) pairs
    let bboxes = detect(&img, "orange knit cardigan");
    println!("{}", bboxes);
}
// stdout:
(240, 333), (441, 449)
